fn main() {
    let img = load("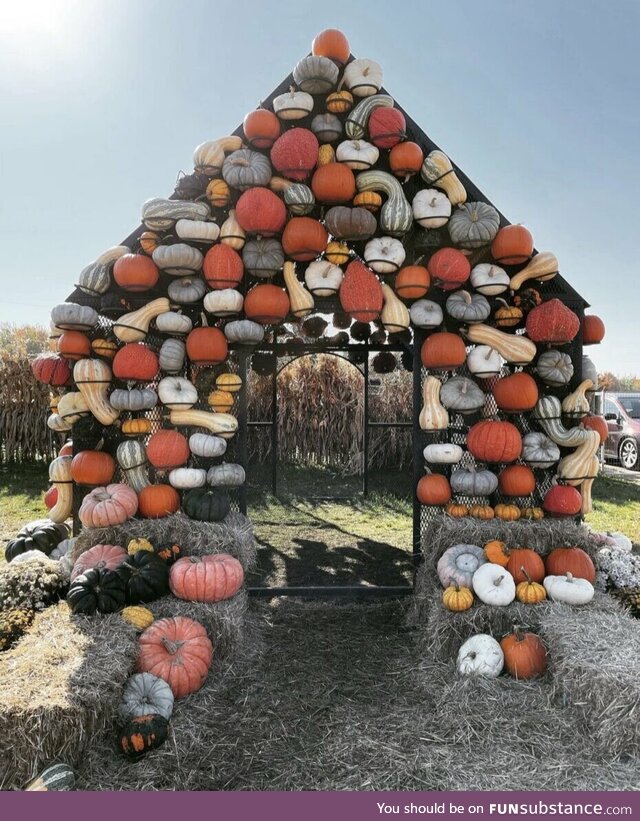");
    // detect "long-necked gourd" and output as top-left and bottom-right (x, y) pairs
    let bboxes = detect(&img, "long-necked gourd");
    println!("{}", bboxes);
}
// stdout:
(463, 324), (537, 364)
(193, 136), (244, 175)
(73, 359), (120, 426)
(534, 396), (592, 447)
(557, 430), (601, 485)
(509, 252), (558, 291)
(420, 150), (467, 205)
(114, 297), (171, 343)
(345, 94), (394, 139)
(78, 245), (130, 295)
(355, 170), (412, 236)
(580, 457), (600, 515)
(116, 440), (151, 494)
(169, 409), (238, 439)
(381, 283), (410, 333)
(561, 379), (593, 419)
(49, 455), (73, 523)
(419, 376), (449, 431)
(283, 261), (314, 317)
